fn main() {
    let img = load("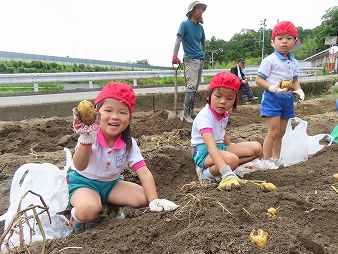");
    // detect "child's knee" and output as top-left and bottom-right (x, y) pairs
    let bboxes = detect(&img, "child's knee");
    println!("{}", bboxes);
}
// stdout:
(75, 203), (102, 221)
(254, 142), (263, 156)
